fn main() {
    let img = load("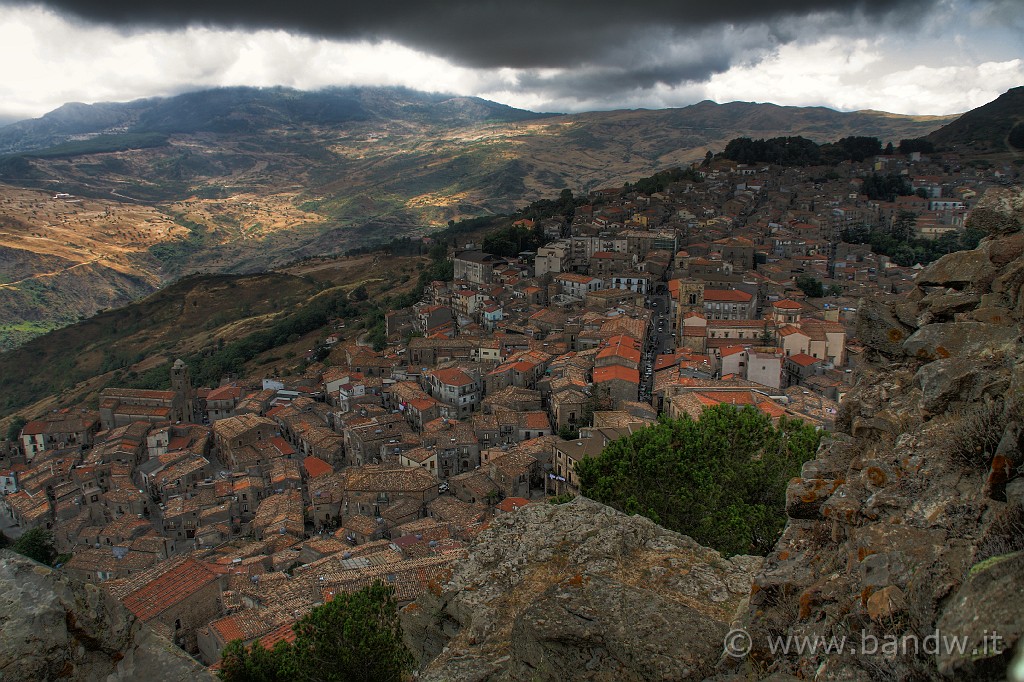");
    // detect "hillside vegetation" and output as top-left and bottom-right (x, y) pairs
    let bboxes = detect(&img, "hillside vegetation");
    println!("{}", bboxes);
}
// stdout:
(577, 406), (823, 556)
(0, 271), (323, 417)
